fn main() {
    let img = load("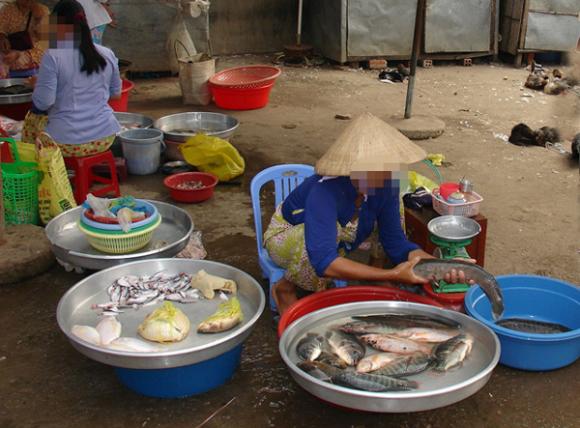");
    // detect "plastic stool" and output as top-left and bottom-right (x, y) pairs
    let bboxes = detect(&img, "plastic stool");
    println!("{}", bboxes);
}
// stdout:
(93, 157), (128, 182)
(64, 150), (120, 204)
